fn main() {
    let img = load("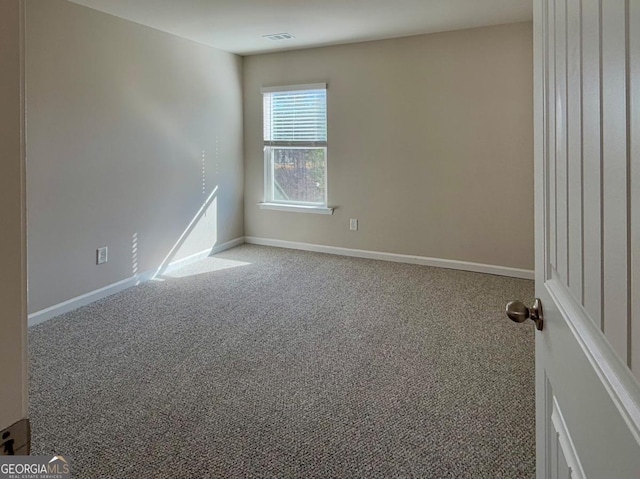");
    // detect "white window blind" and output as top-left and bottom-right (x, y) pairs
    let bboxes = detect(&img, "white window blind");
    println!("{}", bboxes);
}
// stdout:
(263, 85), (327, 146)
